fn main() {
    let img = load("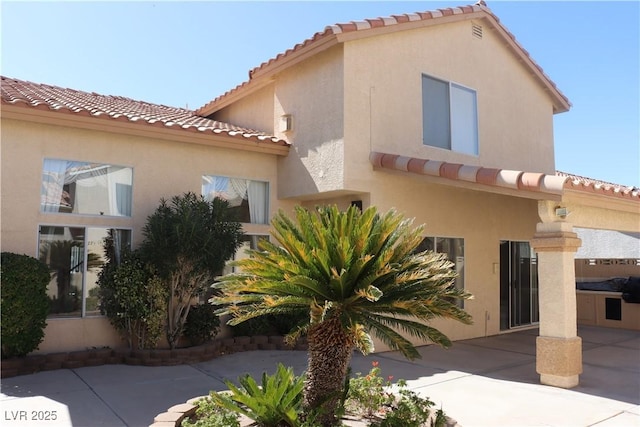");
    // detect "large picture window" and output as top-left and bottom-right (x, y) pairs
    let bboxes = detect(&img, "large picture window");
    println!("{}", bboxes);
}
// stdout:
(41, 159), (133, 216)
(202, 175), (268, 224)
(422, 74), (478, 155)
(38, 226), (131, 317)
(415, 236), (465, 306)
